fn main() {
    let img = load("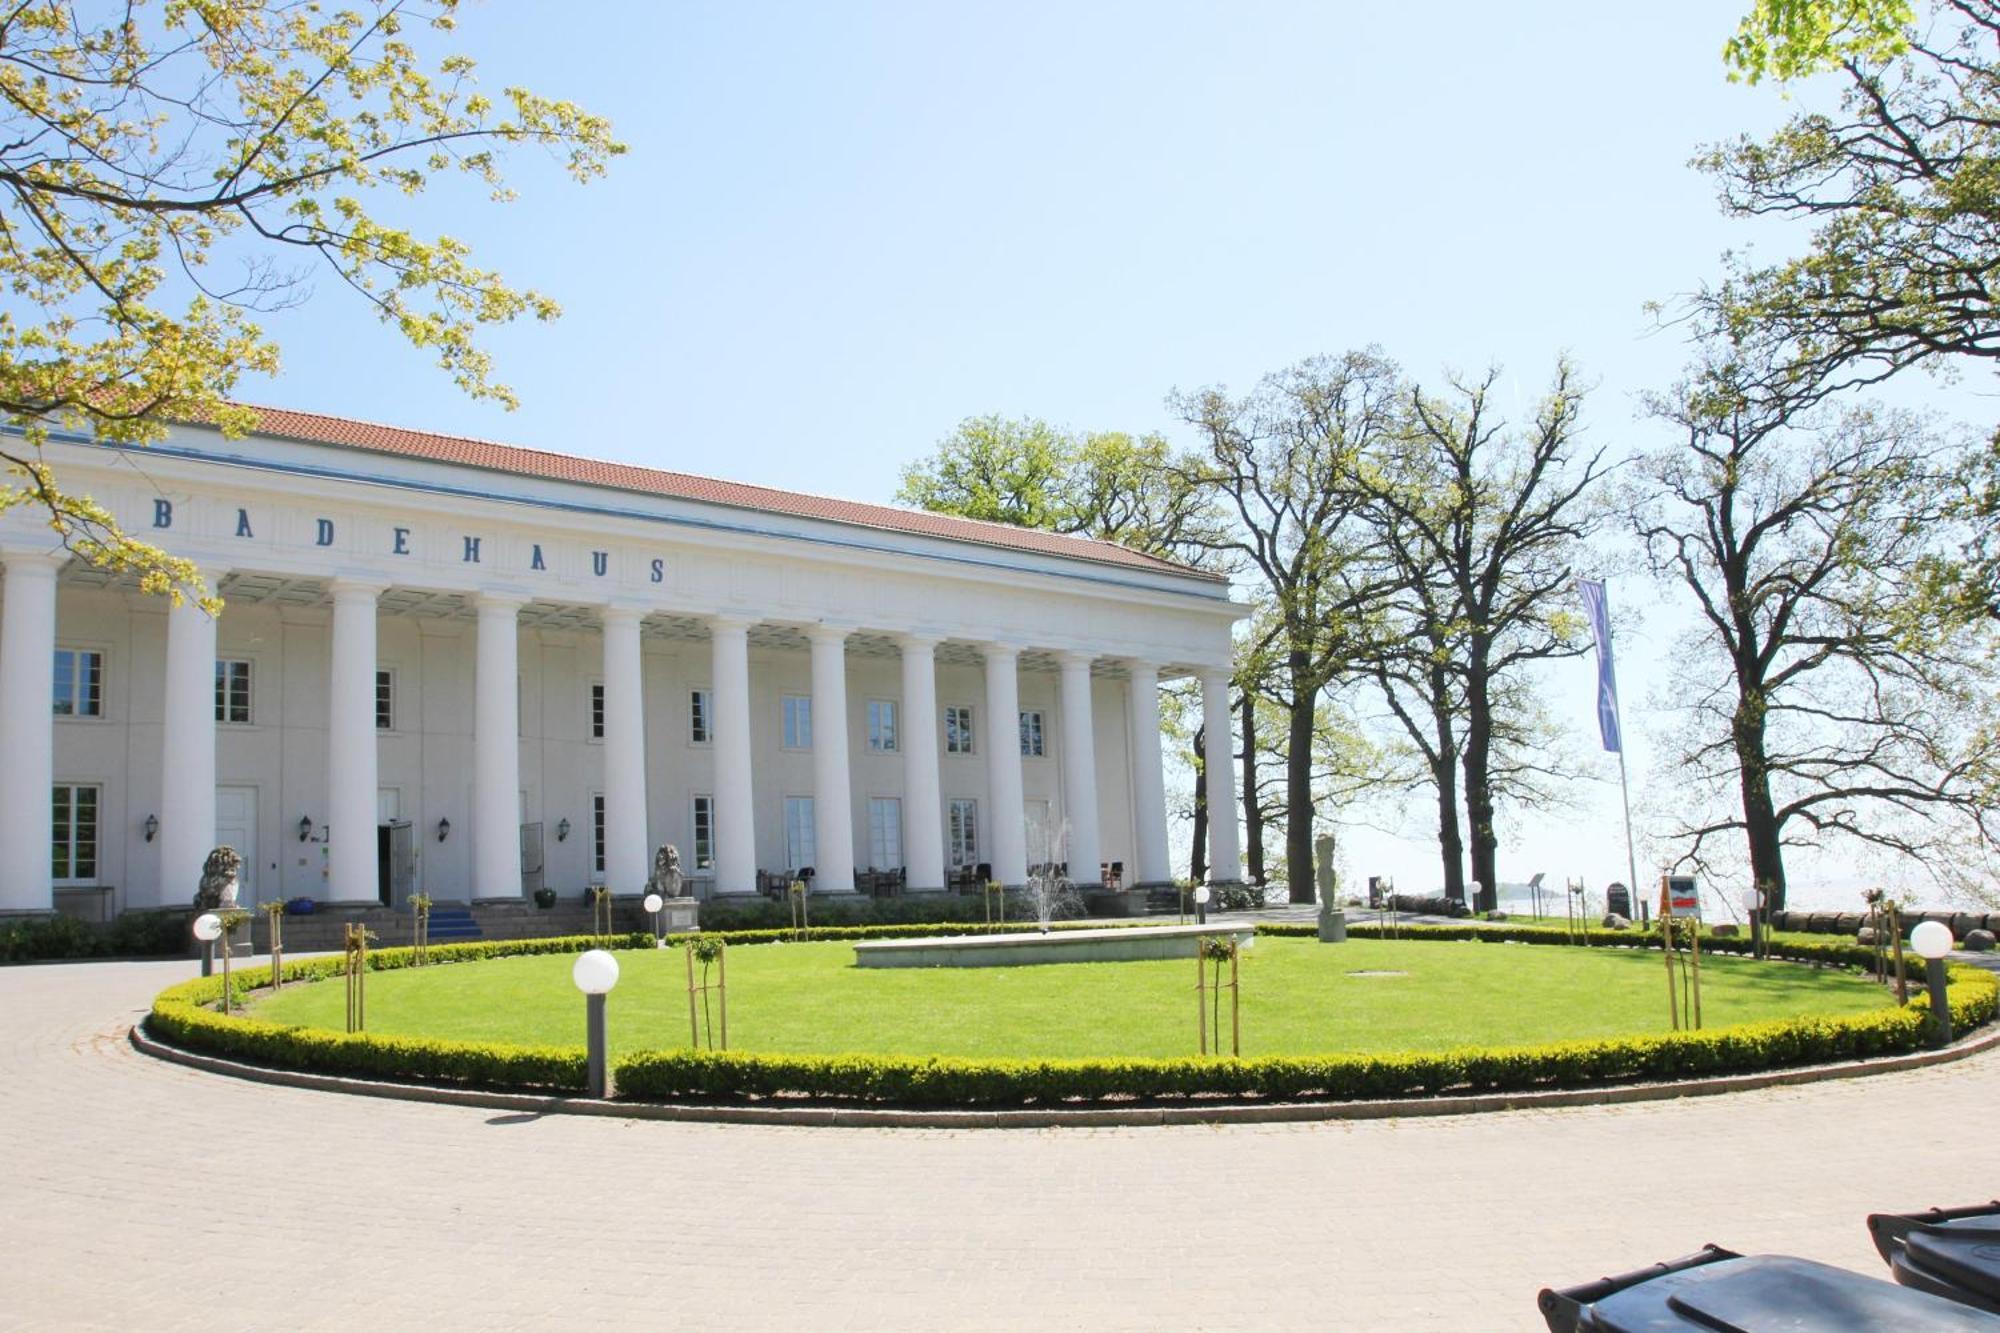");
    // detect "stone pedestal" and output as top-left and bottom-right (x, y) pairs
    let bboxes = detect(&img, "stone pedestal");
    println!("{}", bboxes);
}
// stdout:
(1318, 905), (1348, 943)
(661, 897), (701, 933)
